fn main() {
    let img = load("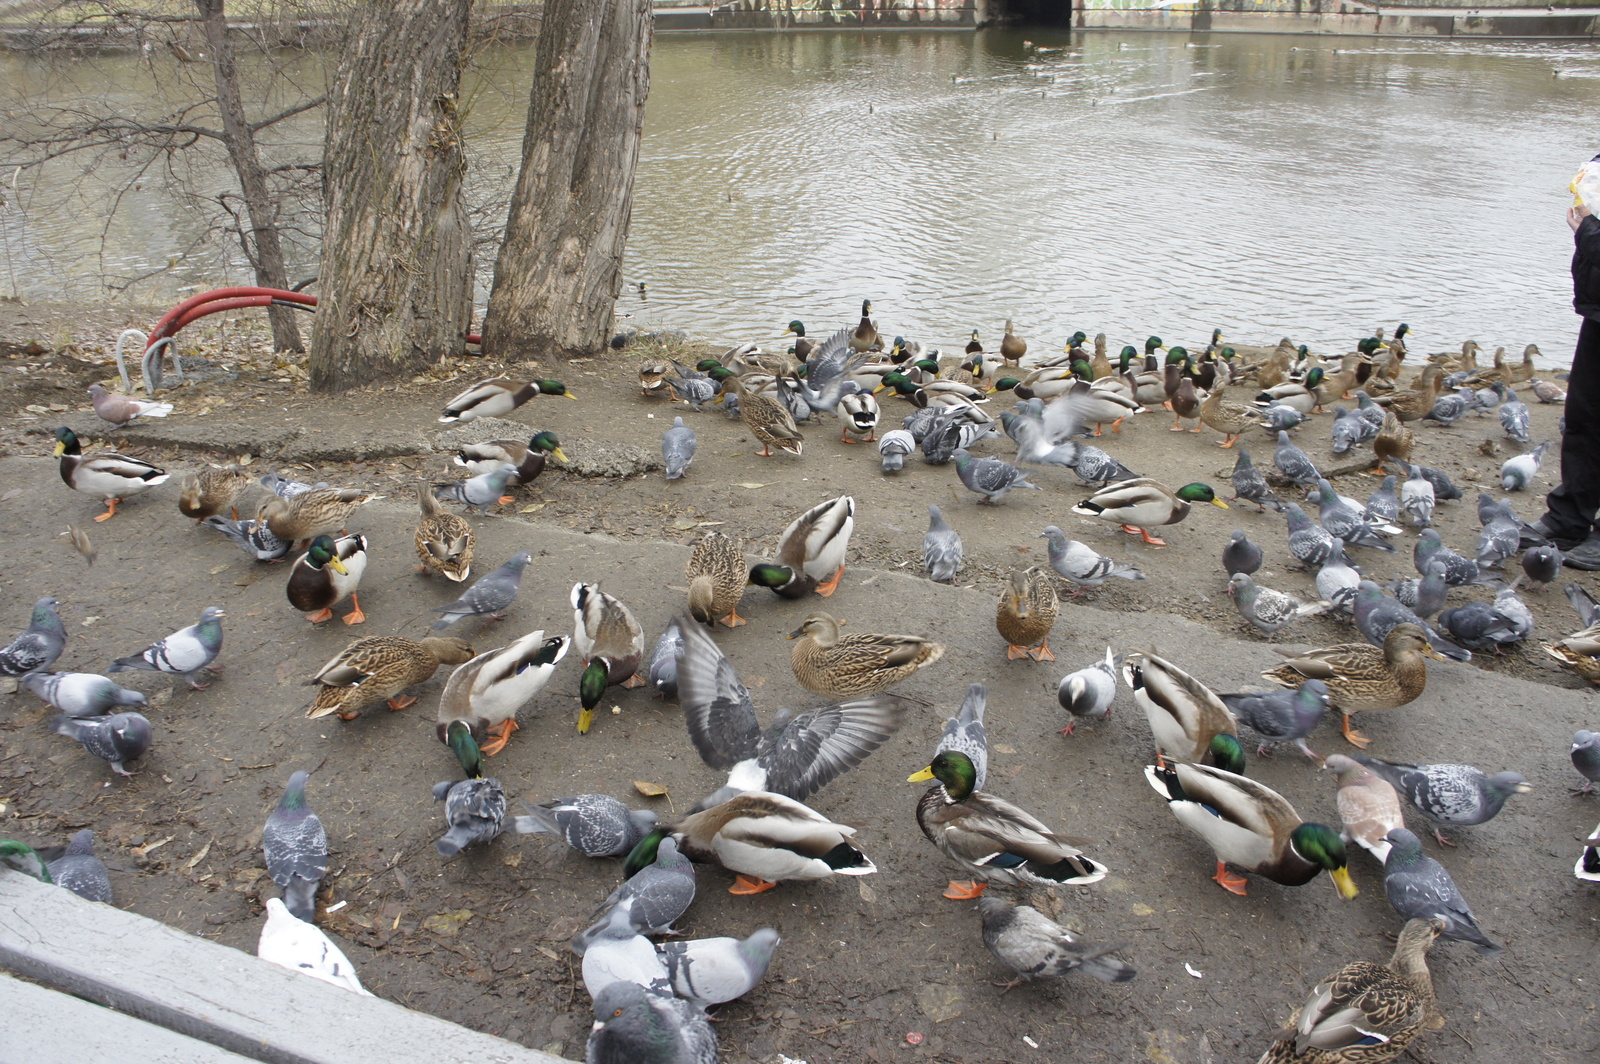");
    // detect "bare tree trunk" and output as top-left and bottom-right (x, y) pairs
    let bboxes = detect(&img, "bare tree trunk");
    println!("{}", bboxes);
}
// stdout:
(308, 0), (474, 392)
(194, 0), (303, 352)
(482, 0), (652, 363)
